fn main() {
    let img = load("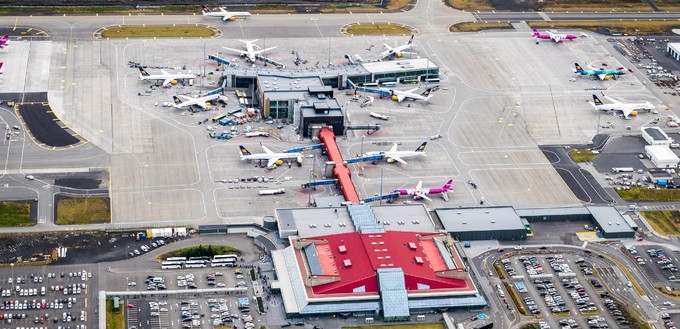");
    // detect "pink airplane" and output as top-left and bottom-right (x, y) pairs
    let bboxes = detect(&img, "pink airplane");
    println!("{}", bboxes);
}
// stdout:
(0, 35), (8, 48)
(396, 179), (453, 202)
(0, 63), (3, 75)
(532, 29), (577, 43)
